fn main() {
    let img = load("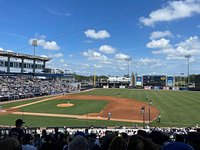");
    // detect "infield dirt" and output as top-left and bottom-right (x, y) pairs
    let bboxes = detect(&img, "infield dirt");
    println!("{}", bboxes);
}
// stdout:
(1, 94), (159, 123)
